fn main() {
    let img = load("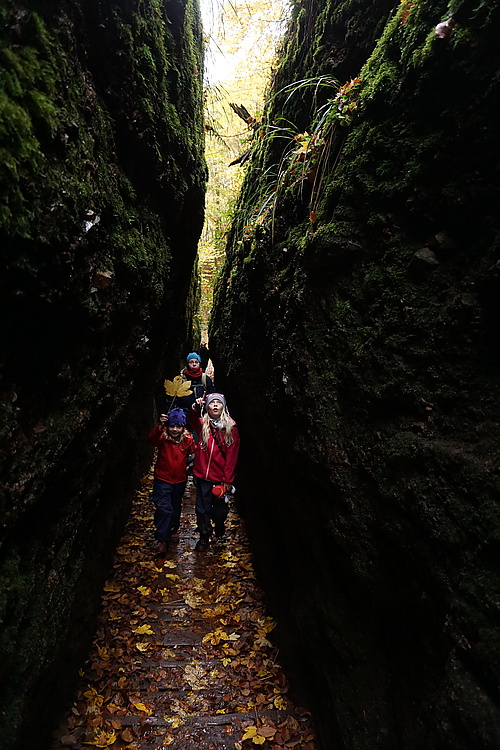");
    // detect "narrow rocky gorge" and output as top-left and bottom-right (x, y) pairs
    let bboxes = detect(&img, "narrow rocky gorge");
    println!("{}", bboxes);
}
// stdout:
(1, 0), (500, 748)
